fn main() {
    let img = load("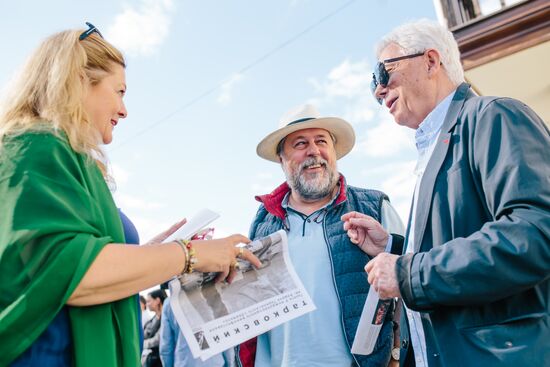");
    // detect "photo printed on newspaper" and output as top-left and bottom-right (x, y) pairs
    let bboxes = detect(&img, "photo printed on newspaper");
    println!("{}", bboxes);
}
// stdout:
(169, 229), (316, 360)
